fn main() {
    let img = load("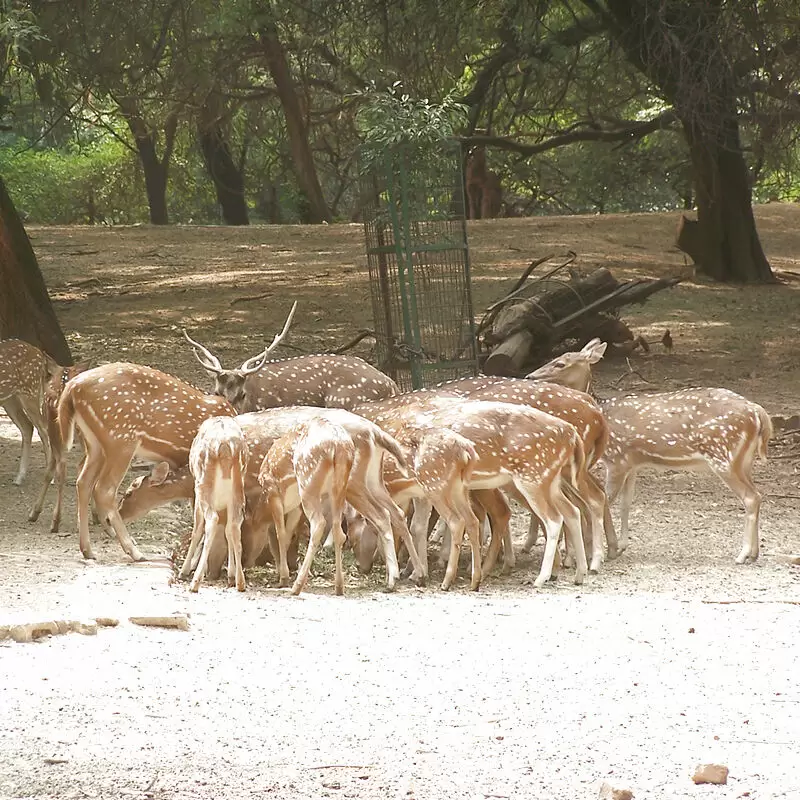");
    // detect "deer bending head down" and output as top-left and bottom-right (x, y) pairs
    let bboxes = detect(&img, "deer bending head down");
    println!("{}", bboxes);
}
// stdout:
(181, 416), (248, 593)
(58, 363), (234, 562)
(183, 302), (399, 413)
